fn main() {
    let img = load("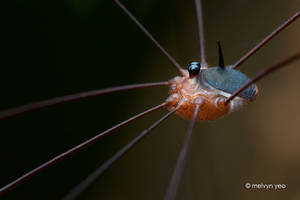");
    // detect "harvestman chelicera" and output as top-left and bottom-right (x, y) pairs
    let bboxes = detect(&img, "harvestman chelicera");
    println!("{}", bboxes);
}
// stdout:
(0, 0), (300, 199)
